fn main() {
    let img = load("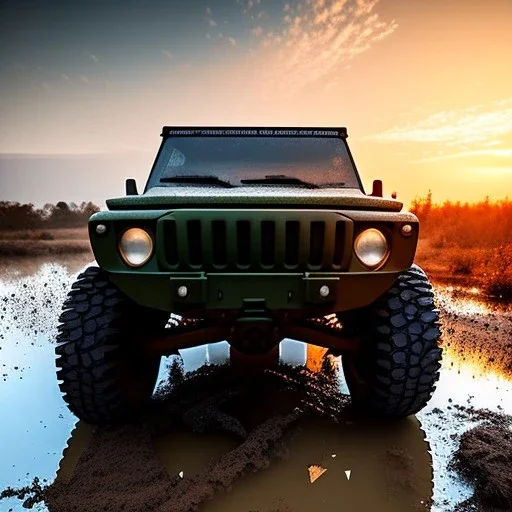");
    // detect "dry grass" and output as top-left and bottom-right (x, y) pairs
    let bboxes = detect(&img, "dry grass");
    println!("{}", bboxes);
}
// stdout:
(0, 227), (88, 241)
(0, 239), (92, 258)
(0, 228), (91, 257)
(412, 195), (512, 300)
